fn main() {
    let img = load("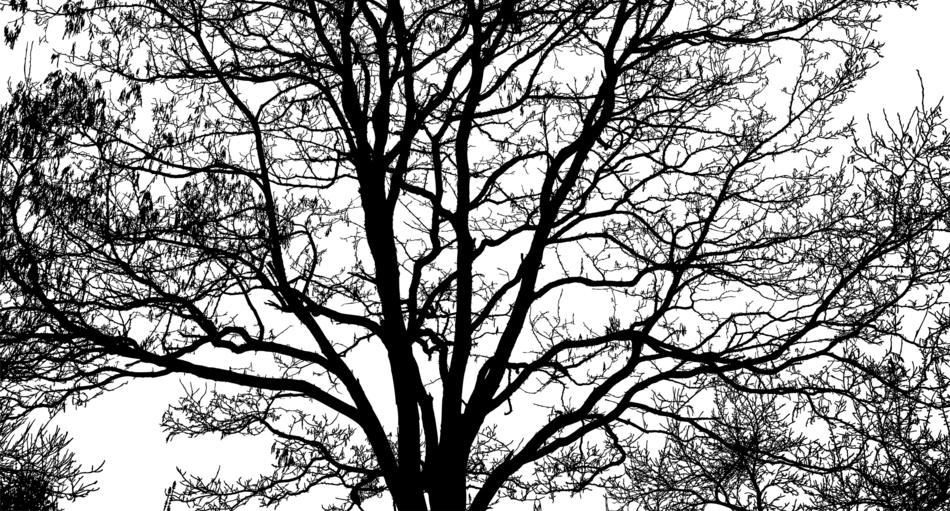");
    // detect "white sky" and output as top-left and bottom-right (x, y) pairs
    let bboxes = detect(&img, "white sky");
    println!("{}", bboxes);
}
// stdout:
(2, 1), (948, 510)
